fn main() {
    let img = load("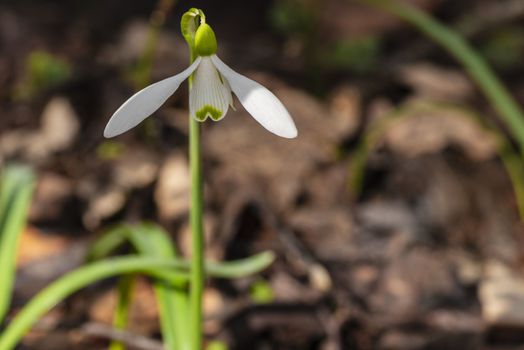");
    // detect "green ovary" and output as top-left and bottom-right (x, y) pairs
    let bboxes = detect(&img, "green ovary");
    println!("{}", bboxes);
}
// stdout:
(196, 105), (222, 121)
